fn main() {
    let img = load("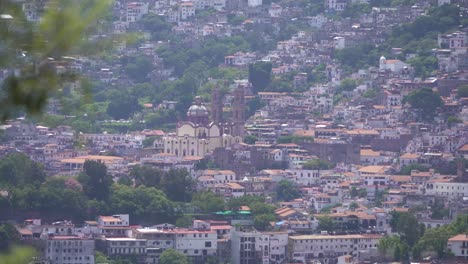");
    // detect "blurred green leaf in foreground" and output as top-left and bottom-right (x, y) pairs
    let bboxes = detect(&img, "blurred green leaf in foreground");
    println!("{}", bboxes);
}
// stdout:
(0, 246), (36, 264)
(0, 0), (113, 120)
